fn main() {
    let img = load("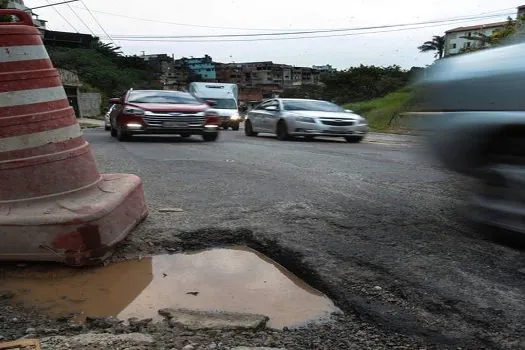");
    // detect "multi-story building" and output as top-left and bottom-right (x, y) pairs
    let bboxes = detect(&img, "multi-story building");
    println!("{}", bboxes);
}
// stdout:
(518, 5), (525, 18)
(183, 55), (216, 81)
(215, 63), (246, 85)
(444, 22), (506, 56)
(444, 5), (525, 57)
